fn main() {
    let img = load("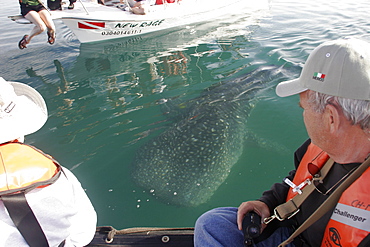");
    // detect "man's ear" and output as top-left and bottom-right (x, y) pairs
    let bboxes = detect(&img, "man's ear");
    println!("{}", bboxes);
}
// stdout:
(325, 104), (341, 134)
